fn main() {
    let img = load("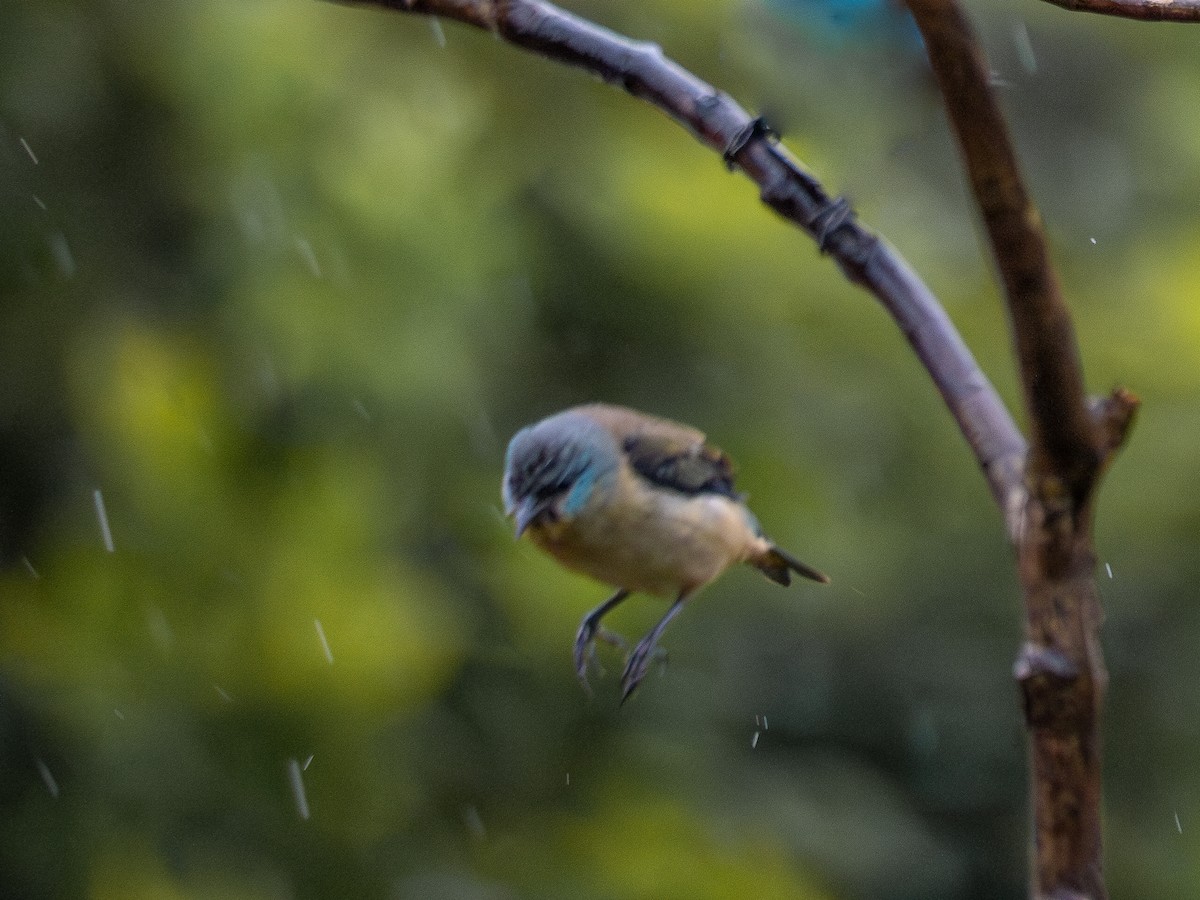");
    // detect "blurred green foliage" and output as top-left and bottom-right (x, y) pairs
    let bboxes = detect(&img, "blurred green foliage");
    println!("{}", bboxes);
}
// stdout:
(1, 0), (1198, 897)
